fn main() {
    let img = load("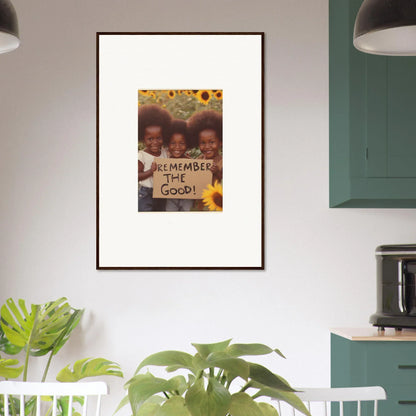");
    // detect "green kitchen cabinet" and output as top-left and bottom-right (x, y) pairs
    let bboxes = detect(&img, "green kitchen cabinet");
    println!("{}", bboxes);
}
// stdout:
(329, 0), (416, 208)
(331, 330), (416, 415)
